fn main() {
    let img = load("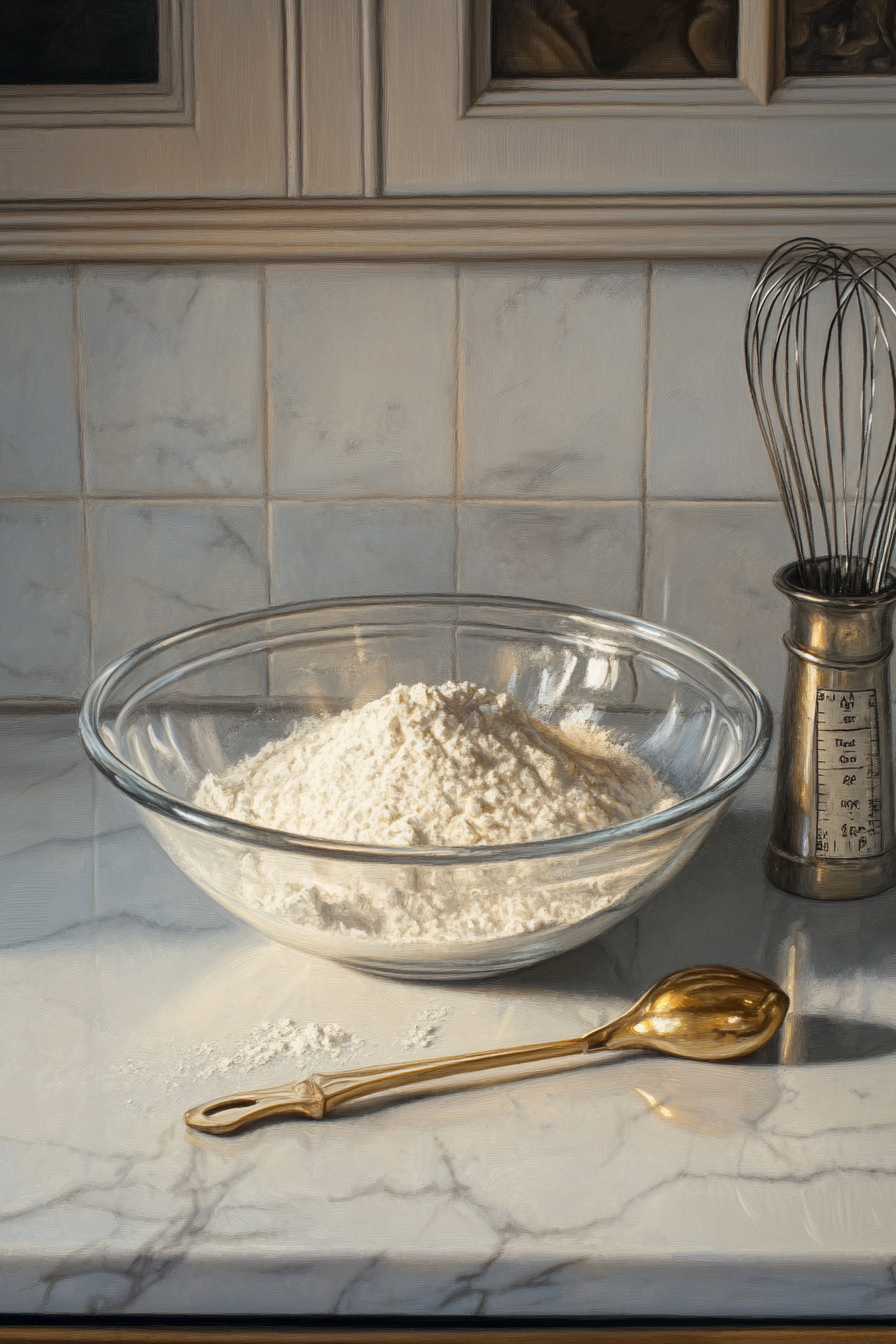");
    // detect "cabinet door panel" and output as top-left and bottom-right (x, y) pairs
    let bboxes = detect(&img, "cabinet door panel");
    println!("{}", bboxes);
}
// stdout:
(0, 0), (285, 199)
(380, 0), (896, 196)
